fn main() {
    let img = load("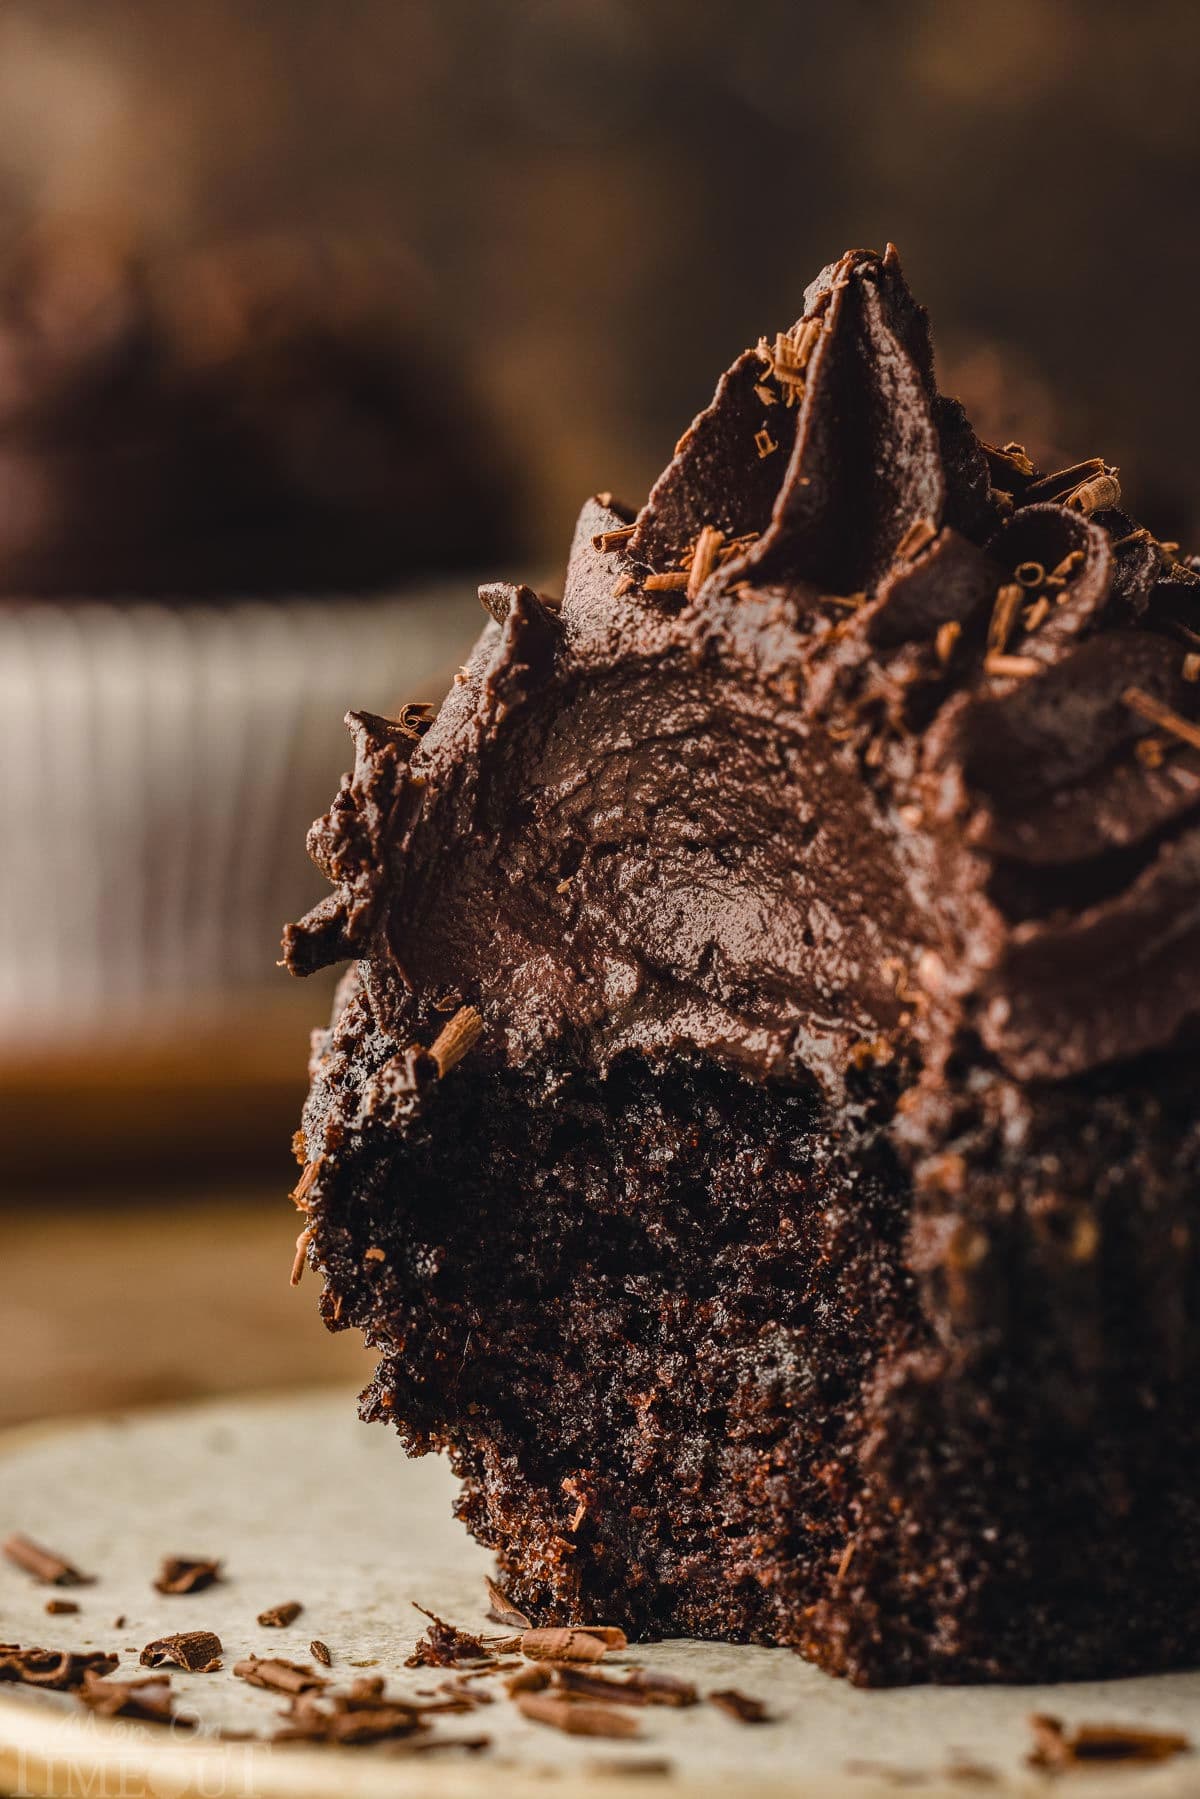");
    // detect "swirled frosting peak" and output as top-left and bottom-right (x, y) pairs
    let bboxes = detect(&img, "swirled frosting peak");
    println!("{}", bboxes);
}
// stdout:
(285, 245), (1200, 1103)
